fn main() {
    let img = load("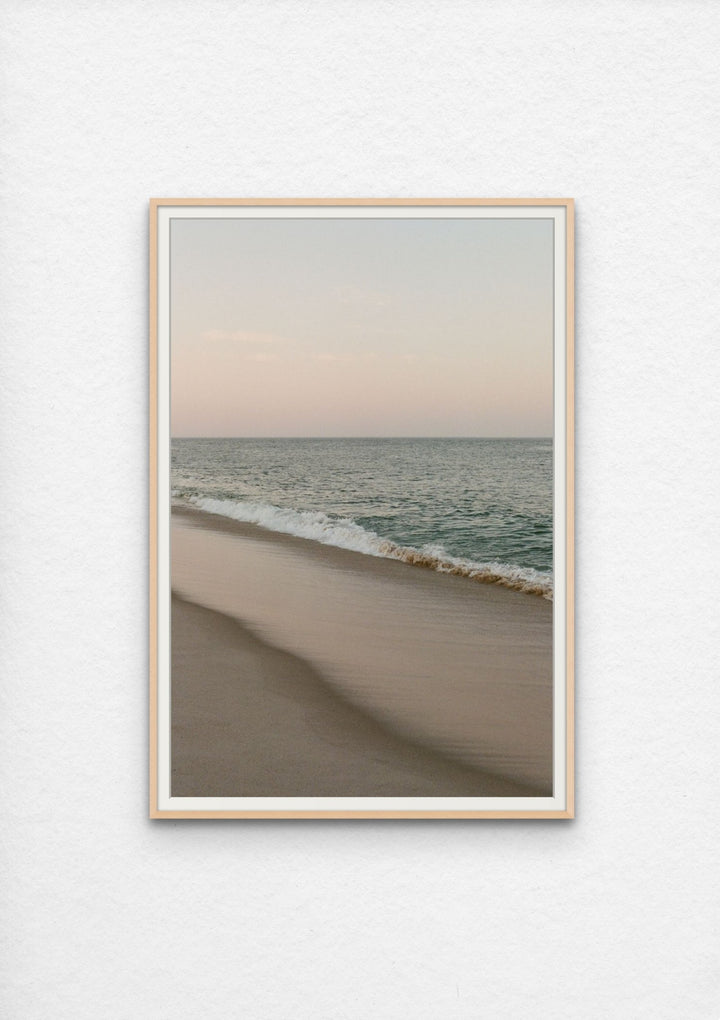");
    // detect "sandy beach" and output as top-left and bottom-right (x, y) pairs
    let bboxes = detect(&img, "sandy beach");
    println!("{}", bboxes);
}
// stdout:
(171, 506), (553, 797)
